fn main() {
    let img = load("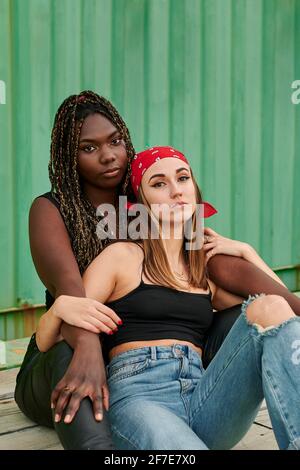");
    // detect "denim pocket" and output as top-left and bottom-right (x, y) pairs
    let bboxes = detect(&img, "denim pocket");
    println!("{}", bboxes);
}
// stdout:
(107, 356), (150, 383)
